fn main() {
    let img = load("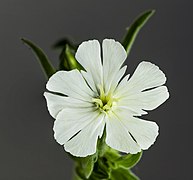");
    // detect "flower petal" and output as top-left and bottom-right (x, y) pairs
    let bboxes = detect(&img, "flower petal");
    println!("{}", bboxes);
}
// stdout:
(46, 69), (95, 101)
(53, 107), (98, 145)
(64, 113), (105, 157)
(118, 111), (159, 150)
(105, 112), (141, 154)
(116, 86), (169, 116)
(114, 61), (169, 115)
(75, 40), (103, 93)
(129, 61), (166, 90)
(111, 109), (159, 151)
(44, 92), (93, 118)
(102, 39), (127, 94)
(126, 117), (159, 150)
(44, 92), (67, 118)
